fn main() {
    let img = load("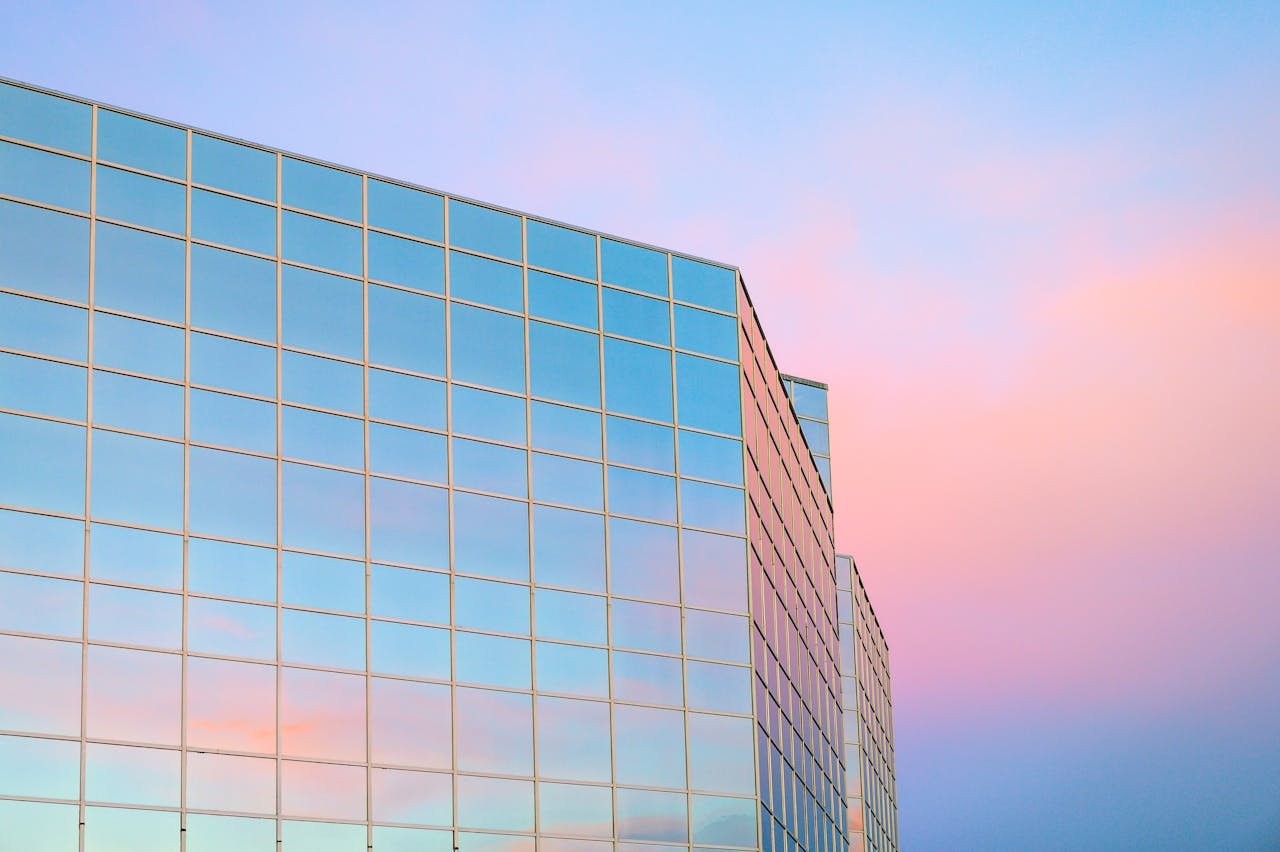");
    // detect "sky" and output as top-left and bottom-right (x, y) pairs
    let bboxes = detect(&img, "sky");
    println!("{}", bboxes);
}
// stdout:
(4, 1), (1279, 848)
